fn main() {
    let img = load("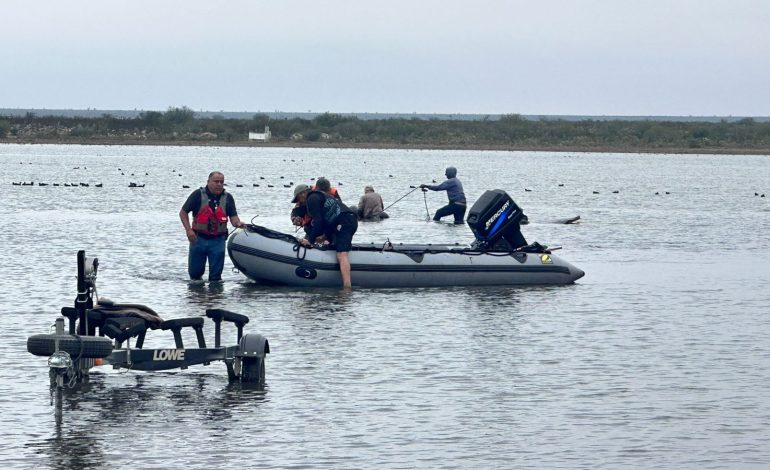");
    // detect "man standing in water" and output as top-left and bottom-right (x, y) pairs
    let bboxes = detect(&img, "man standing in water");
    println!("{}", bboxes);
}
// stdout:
(420, 166), (467, 224)
(179, 171), (244, 282)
